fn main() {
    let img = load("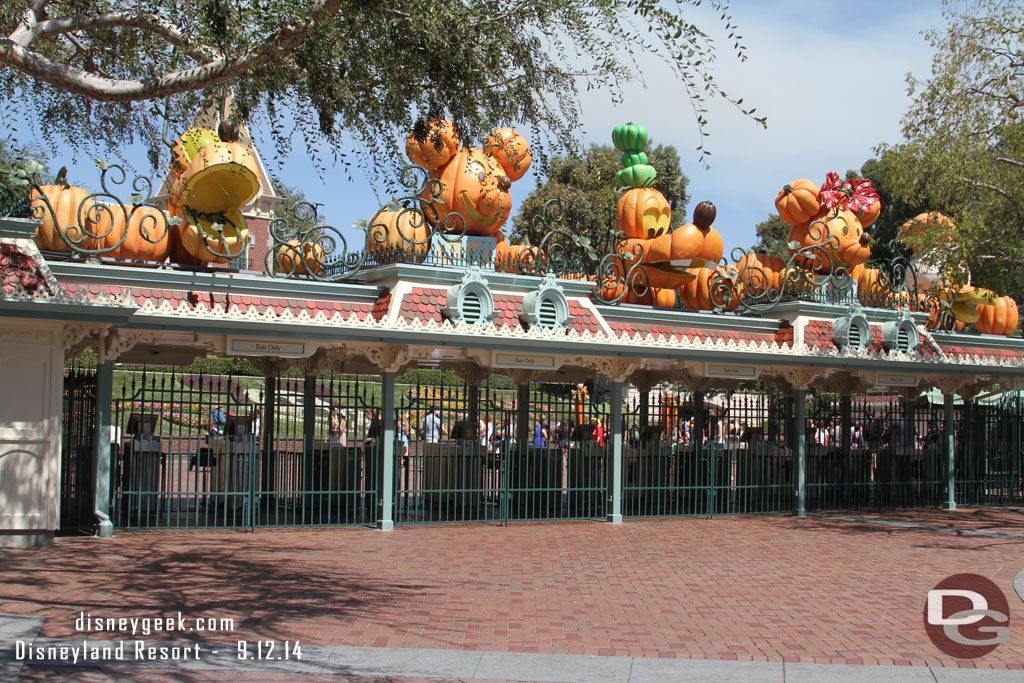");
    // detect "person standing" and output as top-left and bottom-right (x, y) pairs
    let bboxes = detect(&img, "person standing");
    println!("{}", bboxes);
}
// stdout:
(533, 418), (548, 448)
(591, 418), (605, 447)
(420, 407), (447, 443)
